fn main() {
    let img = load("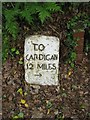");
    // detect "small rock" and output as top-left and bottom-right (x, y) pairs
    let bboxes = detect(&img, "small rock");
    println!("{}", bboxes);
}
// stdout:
(84, 91), (88, 95)
(8, 96), (12, 101)
(71, 116), (79, 120)
(56, 85), (60, 92)
(54, 109), (58, 115)
(31, 85), (40, 89)
(30, 85), (40, 94)
(31, 109), (43, 118)
(38, 107), (43, 112)
(12, 93), (15, 97)
(79, 91), (84, 96)
(7, 80), (15, 85)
